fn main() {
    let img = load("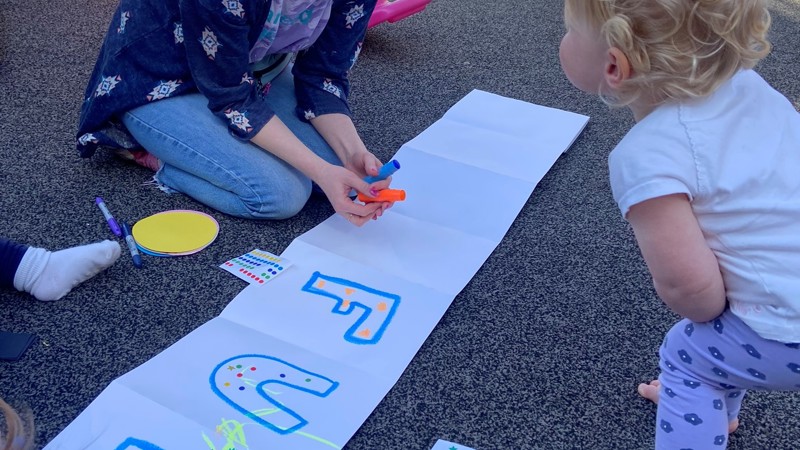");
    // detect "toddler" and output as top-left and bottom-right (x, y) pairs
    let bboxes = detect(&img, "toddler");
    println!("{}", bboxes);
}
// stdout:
(559, 0), (800, 448)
